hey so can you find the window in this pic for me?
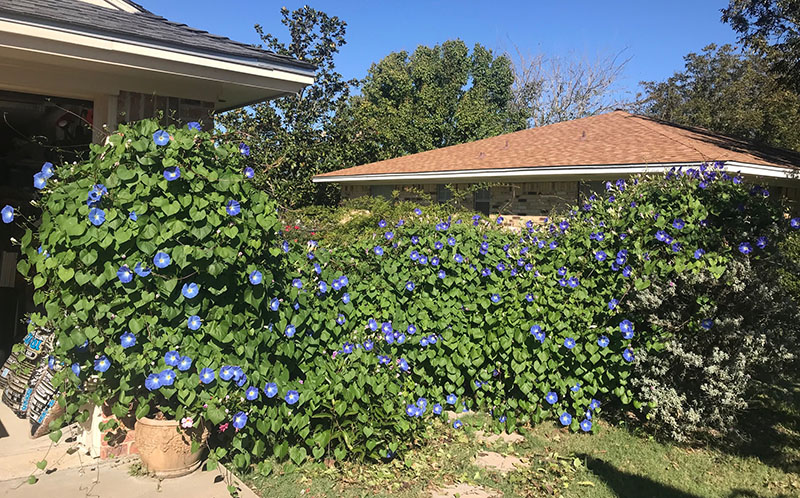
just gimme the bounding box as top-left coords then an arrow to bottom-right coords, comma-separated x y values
370,185 -> 394,200
437,184 -> 452,204
474,188 -> 490,215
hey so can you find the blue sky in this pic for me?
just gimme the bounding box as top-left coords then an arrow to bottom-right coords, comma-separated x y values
137,0 -> 739,95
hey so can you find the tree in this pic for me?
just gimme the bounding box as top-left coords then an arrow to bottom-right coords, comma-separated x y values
339,40 -> 526,164
637,44 -> 800,151
722,0 -> 800,90
507,50 -> 630,127
219,6 -> 354,208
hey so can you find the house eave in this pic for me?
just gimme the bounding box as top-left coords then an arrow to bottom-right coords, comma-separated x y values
313,162 -> 800,184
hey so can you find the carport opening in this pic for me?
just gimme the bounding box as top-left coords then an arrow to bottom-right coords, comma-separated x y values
0,90 -> 93,364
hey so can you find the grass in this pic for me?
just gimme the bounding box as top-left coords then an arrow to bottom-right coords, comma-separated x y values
239,383 -> 800,498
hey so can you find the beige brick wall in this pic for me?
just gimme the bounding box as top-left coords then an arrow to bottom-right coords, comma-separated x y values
116,91 -> 215,130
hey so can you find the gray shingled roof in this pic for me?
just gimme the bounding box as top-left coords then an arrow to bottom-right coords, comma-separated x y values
0,0 -> 316,73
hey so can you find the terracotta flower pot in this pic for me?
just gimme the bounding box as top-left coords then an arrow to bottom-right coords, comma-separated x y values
134,417 -> 208,478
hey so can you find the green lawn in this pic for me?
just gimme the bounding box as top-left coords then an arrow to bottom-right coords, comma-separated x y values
240,382 -> 800,498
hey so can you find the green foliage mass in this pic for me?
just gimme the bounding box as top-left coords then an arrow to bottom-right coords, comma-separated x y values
15,122 -> 799,472
638,43 -> 800,151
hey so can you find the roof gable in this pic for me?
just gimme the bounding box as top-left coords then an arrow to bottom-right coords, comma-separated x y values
316,111 -> 800,179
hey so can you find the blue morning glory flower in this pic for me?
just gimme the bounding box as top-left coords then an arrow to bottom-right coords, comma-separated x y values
249,271 -> 263,285
433,403 -> 443,415
739,242 -> 752,254
159,369 -> 176,386
595,251 -> 607,262
244,167 -> 255,179
564,337 -> 576,349
40,162 -> 54,178
414,208 -> 422,215
187,122 -> 201,131
94,356 -> 111,372
671,242 -> 682,252
285,324 -> 296,338
655,230 -> 668,242
364,339 -> 374,351
447,237 -> 456,246
385,231 -> 394,240
453,420 -> 463,429
145,373 -> 161,391
598,335 -> 609,347
545,391 -> 558,404
378,219 -> 387,228
117,265 -> 133,283
454,254 -> 464,263
385,332 -> 394,345
409,250 -> 419,261
120,331 -> 136,348
219,366 -> 234,381
374,246 -> 384,256
153,252 -> 171,268
182,282 -> 199,299
568,277 -> 579,288
129,211 -> 138,221
434,241 -> 444,250
75,340 -> 89,352
187,315 -> 202,330
132,263 -> 151,278
153,130 -> 170,146
560,412 -> 572,426
791,218 -> 799,229
694,248 -> 705,259
700,319 -> 713,330
239,143 -> 250,157
571,383 -> 581,392
756,236 -> 768,249
285,390 -> 299,405
232,411 -> 248,430
292,278 -> 303,289
580,419 -> 592,432
282,241 -> 290,252
407,324 -> 417,335
490,294 -> 501,303
368,318 -> 378,331
623,348 -> 635,362
33,172 -> 47,189
226,200 -> 241,216
163,166 -> 181,181
429,335 -> 437,344
165,350 -> 180,366
420,337 -> 429,347
319,281 -> 328,293
622,266 -> 632,278
71,363 -> 81,376
530,325 -> 545,343
264,382 -> 278,398
672,218 -> 685,230
336,314 -> 346,325
446,393 -> 457,405
1,205 -> 13,224
525,294 -> 534,302
438,270 -> 446,279
589,399 -> 601,410
245,386 -> 259,401
405,281 -> 415,291
608,298 -> 619,310
177,356 -> 192,371
89,207 -> 106,226
620,320 -> 634,335
342,293 -> 350,304
199,368 -> 215,384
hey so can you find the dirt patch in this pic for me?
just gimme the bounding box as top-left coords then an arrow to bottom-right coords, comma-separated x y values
473,430 -> 525,445
474,451 -> 529,473
430,483 -> 500,498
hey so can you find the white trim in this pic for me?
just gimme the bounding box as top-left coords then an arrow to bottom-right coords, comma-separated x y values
313,161 -> 799,184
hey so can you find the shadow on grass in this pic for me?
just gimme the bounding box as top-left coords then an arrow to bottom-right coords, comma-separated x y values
718,377 -> 800,474
577,453 -> 701,498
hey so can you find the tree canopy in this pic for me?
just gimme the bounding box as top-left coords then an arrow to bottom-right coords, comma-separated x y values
637,44 -> 800,151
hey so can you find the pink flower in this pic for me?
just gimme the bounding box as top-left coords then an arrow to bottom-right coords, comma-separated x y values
218,423 -> 229,432
298,379 -> 303,384
180,417 -> 193,428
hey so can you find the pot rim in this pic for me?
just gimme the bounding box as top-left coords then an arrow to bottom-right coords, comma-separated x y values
135,416 -> 180,427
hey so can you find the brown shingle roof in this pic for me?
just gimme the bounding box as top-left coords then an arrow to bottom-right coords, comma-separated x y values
315,111 -> 800,179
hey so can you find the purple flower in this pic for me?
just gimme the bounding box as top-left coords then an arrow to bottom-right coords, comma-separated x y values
163,166 -> 180,181
239,143 -> 250,157
598,335 -> 609,348
545,391 -> 558,404
285,390 -> 299,405
226,200 -> 241,216
623,348 -> 635,362
694,248 -> 705,259
1,205 -> 13,224
738,242 -> 753,255
232,411 -> 248,429
563,337 -> 576,349
559,412 -> 572,426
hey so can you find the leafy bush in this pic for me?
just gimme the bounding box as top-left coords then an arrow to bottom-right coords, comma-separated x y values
10,122 -> 799,474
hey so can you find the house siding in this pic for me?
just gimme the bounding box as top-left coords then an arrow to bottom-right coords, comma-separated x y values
116,91 -> 215,130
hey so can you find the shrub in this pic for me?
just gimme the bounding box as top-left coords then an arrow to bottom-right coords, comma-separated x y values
11,125 -> 799,473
